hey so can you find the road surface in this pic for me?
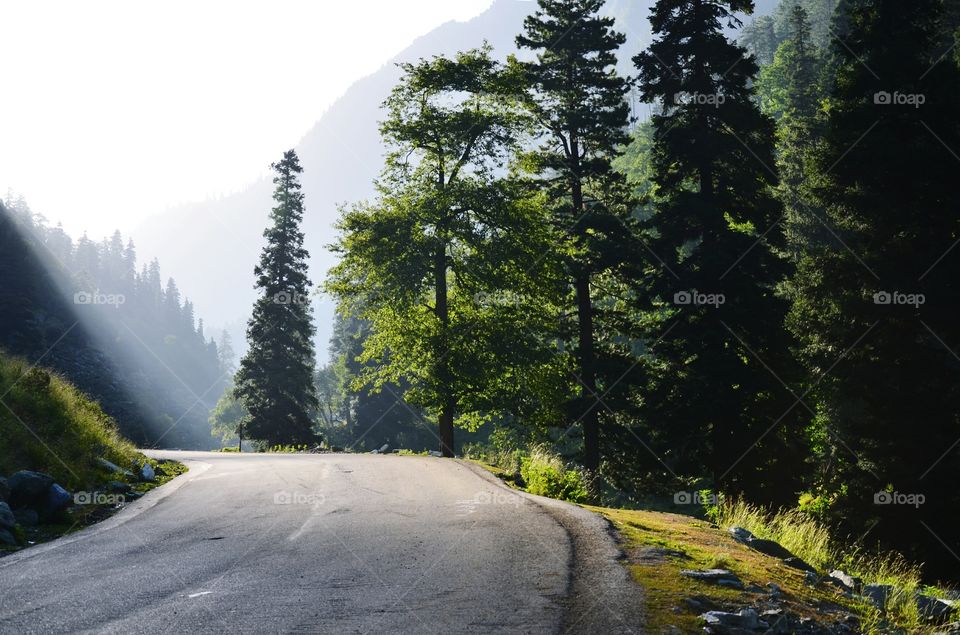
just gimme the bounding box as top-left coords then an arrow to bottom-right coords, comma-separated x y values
0,452 -> 644,634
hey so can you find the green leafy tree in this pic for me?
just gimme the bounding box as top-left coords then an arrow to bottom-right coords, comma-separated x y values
209,386 -> 247,447
234,150 -> 318,447
515,0 -> 636,471
634,0 -> 803,503
328,48 -> 564,456
785,0 -> 960,576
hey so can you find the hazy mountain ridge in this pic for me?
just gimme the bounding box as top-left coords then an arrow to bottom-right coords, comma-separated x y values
132,0 -> 778,359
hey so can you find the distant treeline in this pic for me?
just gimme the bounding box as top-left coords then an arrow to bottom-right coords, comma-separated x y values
0,194 -> 230,448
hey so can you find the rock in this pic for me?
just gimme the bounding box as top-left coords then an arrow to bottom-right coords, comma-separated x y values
13,508 -> 38,527
428,450 -> 442,457
7,470 -> 54,509
0,501 -> 15,529
783,556 -> 817,573
862,583 -> 893,609
917,594 -> 957,623
0,476 -> 9,502
748,538 -> 796,560
828,570 -> 861,593
729,526 -> 754,544
42,483 -> 72,516
97,458 -> 133,477
107,481 -> 131,494
767,582 -> 782,594
681,568 -> 744,589
700,608 -> 765,630
378,443 -> 389,453
0,528 -> 17,546
140,463 -> 155,482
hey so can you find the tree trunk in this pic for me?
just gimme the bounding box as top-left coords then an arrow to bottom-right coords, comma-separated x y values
575,272 -> 599,471
435,237 -> 455,457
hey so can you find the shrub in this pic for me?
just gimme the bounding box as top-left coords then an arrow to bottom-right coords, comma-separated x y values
520,447 -> 591,503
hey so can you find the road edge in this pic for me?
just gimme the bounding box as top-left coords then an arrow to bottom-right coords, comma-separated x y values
458,460 -> 646,634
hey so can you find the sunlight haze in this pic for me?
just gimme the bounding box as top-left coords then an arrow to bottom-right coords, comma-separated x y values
0,0 -> 493,237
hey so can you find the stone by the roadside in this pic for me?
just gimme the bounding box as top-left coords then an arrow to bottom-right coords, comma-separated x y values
729,526 -> 754,544
97,458 -> 134,477
862,583 -> 893,609
828,570 -> 861,593
0,527 -> 16,546
783,556 -> 817,573
13,508 -> 39,527
701,608 -> 765,630
8,470 -> 55,509
42,483 -> 72,516
140,463 -> 155,482
0,501 -> 15,529
107,481 -> 132,494
681,568 -> 744,589
917,594 -> 957,623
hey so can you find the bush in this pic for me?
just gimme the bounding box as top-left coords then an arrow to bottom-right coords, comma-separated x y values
520,447 -> 591,503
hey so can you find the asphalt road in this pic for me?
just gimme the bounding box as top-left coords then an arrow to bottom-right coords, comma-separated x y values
0,452 -> 644,634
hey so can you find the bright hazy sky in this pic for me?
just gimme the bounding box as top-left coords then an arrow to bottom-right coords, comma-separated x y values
0,0 -> 493,238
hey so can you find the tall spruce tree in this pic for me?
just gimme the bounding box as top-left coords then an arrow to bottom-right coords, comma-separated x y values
515,0 -> 635,471
785,0 -> 960,576
234,150 -> 318,447
634,0 -> 804,503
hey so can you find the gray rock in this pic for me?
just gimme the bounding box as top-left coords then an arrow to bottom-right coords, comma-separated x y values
783,556 -> 817,573
862,583 -> 893,609
97,458 -> 134,477
378,443 -> 389,453
701,608 -> 765,630
917,594 -> 957,623
140,463 -> 155,482
828,569 -> 861,593
681,568 -> 744,589
0,528 -> 16,546
0,501 -> 15,529
8,470 -> 54,509
729,526 -> 754,544
107,481 -> 132,494
43,483 -> 72,516
0,476 -> 9,502
13,508 -> 38,527
748,538 -> 795,560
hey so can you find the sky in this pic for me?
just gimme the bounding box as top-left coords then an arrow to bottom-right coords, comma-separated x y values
0,0 -> 494,238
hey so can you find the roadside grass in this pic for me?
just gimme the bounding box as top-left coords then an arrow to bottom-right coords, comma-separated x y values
466,455 -> 956,634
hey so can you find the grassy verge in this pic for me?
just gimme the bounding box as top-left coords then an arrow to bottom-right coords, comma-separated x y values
0,351 -> 189,554
466,455 -> 957,634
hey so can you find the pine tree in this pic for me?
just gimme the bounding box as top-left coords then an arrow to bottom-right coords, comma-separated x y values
634,0 -> 803,502
217,330 -> 236,375
785,0 -> 960,575
515,0 -> 635,471
234,150 -> 318,447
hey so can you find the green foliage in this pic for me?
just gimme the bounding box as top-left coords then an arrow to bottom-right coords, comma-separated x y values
208,384 -> 246,446
235,150 -> 319,447
520,447 -> 591,503
0,351 -> 139,489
